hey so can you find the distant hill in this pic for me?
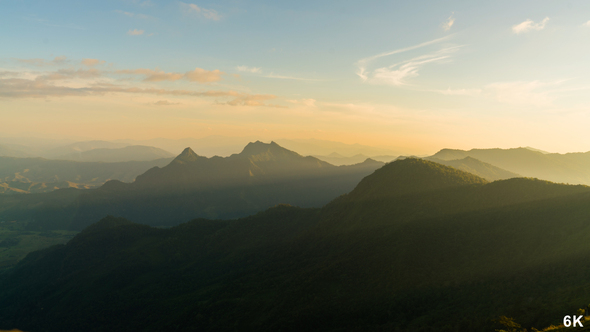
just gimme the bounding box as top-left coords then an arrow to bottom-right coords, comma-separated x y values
4,159 -> 590,331
426,156 -> 520,181
314,153 -> 397,166
275,138 -> 398,157
13,141 -> 383,230
43,140 -> 128,158
56,145 -> 175,162
0,145 -> 31,158
431,147 -> 590,185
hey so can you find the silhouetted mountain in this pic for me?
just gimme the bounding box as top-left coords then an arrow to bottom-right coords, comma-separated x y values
426,156 -> 520,181
3,159 -> 590,331
44,140 -> 128,158
431,147 -> 590,185
22,141 -> 382,230
56,145 -> 175,162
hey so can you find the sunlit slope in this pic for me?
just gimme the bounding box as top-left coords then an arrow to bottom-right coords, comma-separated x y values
432,147 -> 590,185
426,156 -> 520,181
4,159 -> 590,331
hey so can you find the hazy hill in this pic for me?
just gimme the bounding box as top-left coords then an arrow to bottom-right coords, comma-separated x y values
27,141 -> 383,230
3,159 -> 590,331
431,147 -> 590,185
0,145 -> 31,158
0,156 -> 173,189
275,138 -> 398,157
44,140 -> 128,158
426,156 -> 520,181
56,145 -> 174,162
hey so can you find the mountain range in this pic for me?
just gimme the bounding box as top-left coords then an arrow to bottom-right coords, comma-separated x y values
2,158 -> 590,331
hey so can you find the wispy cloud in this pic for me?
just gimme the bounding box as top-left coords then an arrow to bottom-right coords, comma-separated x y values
127,29 -> 145,36
180,2 -> 221,21
0,76 -> 279,107
236,66 -> 261,73
15,56 -> 68,66
116,67 -> 223,83
36,68 -> 102,81
512,17 -> 549,34
81,59 -> 106,67
356,36 -> 452,82
442,13 -> 455,31
361,45 -> 461,86
583,20 -> 590,27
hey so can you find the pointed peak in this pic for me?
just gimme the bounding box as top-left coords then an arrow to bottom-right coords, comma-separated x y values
173,147 -> 199,163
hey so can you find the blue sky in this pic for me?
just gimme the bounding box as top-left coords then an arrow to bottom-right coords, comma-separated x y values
2,0 -> 590,154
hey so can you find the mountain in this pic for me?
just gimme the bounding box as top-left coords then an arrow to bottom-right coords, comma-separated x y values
43,140 -> 128,158
426,156 -> 520,181
314,153 -> 374,166
25,141 -> 383,230
56,145 -> 175,162
0,156 -> 174,190
3,159 -> 590,331
430,147 -> 590,185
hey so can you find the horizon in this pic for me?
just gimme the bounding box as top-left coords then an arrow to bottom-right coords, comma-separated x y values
3,1 -> 590,155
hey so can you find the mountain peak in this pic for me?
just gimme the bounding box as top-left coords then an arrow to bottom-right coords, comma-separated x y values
348,158 -> 488,200
240,141 -> 293,157
173,147 -> 199,164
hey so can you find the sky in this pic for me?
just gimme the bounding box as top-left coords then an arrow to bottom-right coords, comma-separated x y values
1,0 -> 590,154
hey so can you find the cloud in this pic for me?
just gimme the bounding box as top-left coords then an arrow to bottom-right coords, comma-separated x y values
356,36 -> 452,82
185,68 -> 223,82
0,76 -> 280,107
16,56 -> 68,66
154,100 -> 180,106
236,66 -> 261,73
180,2 -> 220,21
442,13 -> 455,31
512,17 -> 549,34
364,46 -> 461,86
287,99 -> 316,107
36,68 -> 102,81
127,29 -> 145,36
81,59 -> 106,67
583,20 -> 590,27
116,67 -> 223,83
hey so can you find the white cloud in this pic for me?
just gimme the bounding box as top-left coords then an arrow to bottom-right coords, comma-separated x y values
442,13 -> 455,31
265,73 -> 322,81
363,46 -> 460,86
512,17 -> 549,34
236,66 -> 261,73
127,29 -> 145,36
181,2 -> 220,21
356,35 -> 452,82
583,20 -> 590,27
